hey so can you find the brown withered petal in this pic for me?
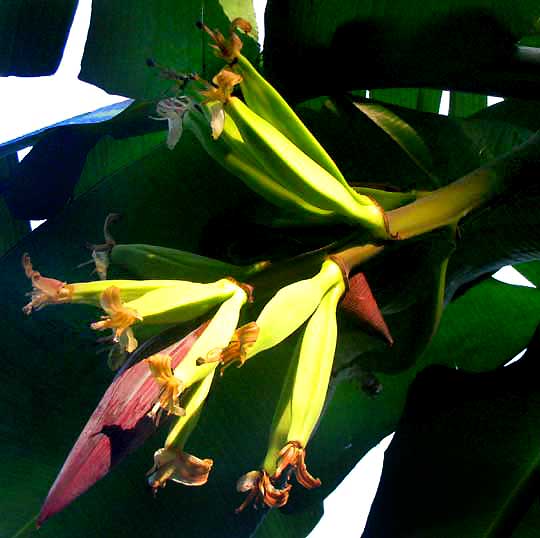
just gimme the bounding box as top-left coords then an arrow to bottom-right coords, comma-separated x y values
146,448 -> 213,492
274,441 -> 321,489
260,471 -> 292,507
235,470 -> 291,513
340,272 -> 393,345
199,19 -> 249,62
196,322 -> 259,372
231,17 -> 252,34
199,68 -> 242,104
220,322 -> 260,371
37,323 -> 207,527
22,253 -> 73,314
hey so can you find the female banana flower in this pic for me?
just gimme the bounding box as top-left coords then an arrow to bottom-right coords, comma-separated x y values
23,254 -> 250,368
202,258 -> 345,371
145,286 -> 250,491
22,253 -> 188,312
146,370 -> 216,492
237,273 -> 348,510
22,253 -> 74,314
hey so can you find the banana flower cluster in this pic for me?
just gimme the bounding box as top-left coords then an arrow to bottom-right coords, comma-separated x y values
152,18 -> 389,237
30,16 -> 396,528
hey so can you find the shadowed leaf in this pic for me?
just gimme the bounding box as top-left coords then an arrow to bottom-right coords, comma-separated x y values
363,325 -> 540,537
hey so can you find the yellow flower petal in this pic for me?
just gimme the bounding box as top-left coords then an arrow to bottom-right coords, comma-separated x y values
146,354 -> 185,418
90,286 -> 142,345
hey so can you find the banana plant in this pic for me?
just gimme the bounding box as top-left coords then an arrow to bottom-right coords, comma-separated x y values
3,2 -> 540,538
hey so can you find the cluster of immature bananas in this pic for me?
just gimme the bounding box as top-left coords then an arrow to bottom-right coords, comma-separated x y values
24,234 -> 351,508
152,18 -> 390,238
235,261 -> 347,510
28,17 -> 400,522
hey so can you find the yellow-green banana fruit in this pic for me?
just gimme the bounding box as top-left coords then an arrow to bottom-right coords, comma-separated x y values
101,278 -> 239,328
144,286 -> 247,432
90,279 -> 243,364
263,281 -> 344,482
185,107 -> 335,219
233,54 -> 350,187
110,242 -> 268,282
224,95 -> 388,236
165,370 -> 216,450
260,335 -> 302,477
172,286 -> 248,389
200,18 -> 348,190
245,259 -> 345,360
146,371 -> 216,491
286,280 -> 344,446
237,276 -> 346,511
200,19 -> 398,217
22,253 -> 194,313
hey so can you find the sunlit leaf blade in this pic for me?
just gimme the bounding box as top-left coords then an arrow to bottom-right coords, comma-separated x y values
515,260 -> 540,286
430,281 -> 540,372
363,325 -> 540,537
449,91 -> 488,117
37,323 -> 206,526
0,100 -> 133,159
80,0 -> 259,99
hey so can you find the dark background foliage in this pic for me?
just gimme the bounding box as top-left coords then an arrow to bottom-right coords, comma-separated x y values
1,1 -> 540,537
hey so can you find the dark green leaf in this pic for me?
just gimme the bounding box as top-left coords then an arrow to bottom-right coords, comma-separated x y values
264,1 -> 538,101
512,501 -> 540,538
351,98 -> 438,182
471,97 -> 540,132
449,91 -> 488,117
370,88 -> 443,114
363,326 -> 540,537
0,0 -> 77,76
0,154 -> 29,254
1,100 -> 166,219
515,260 -> 540,286
426,280 -> 540,371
